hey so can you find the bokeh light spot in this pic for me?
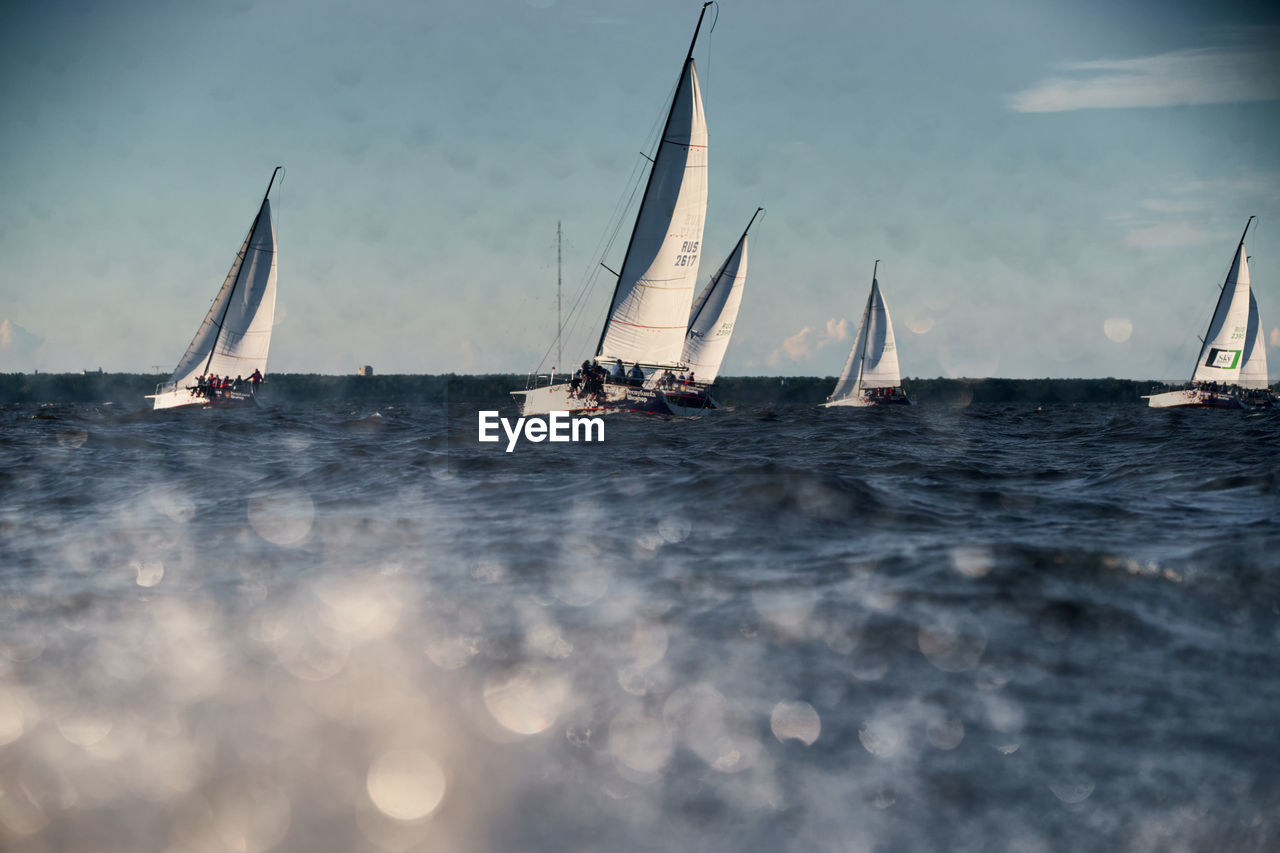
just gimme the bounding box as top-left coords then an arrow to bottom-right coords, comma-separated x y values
134,559 -> 164,587
918,614 -> 986,672
483,664 -> 570,735
367,749 -> 447,821
609,706 -> 673,775
770,700 -> 821,746
1104,316 -> 1133,343
248,489 -> 315,546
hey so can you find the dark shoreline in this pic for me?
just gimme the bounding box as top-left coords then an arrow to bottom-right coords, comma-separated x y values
0,372 -> 1225,407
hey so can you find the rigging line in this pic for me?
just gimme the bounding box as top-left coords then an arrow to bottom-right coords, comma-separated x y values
529,154 -> 646,375
534,150 -> 651,374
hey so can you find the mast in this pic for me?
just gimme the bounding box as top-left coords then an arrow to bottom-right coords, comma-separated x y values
688,207 -> 762,332
595,1 -> 713,357
854,260 -> 879,391
1191,215 -> 1253,381
202,166 -> 282,376
556,221 -> 563,371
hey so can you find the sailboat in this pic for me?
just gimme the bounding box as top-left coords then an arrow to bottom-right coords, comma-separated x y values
513,3 -> 720,417
681,208 -> 762,382
1145,217 -> 1272,409
823,261 -> 912,407
148,168 -> 280,411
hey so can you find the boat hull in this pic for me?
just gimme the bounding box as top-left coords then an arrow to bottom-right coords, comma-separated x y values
513,381 -> 717,417
1144,389 -> 1246,410
149,387 -> 259,411
823,393 -> 913,408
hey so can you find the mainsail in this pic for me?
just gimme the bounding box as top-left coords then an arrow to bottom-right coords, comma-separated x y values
166,178 -> 278,392
829,264 -> 900,401
1192,225 -> 1252,384
682,208 -> 761,381
596,10 -> 710,367
1239,291 -> 1268,389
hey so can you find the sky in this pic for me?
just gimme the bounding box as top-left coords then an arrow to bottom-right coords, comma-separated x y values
2,0 -> 1279,380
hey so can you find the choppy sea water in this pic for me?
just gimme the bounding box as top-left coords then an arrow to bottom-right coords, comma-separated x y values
1,400 -> 1278,852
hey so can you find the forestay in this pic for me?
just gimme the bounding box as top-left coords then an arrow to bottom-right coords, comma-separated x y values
167,200 -> 278,390
830,275 -> 900,401
682,232 -> 749,381
598,60 -> 709,366
1192,241 -> 1251,384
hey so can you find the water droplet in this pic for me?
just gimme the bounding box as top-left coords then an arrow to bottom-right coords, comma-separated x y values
210,776 -> 291,853
770,701 -> 821,746
627,624 -> 668,668
55,706 -> 113,747
248,489 -> 315,546
918,614 -> 986,672
951,545 -> 993,578
1103,316 -> 1133,343
609,706 -> 673,775
56,428 -> 88,449
0,686 -> 28,746
133,559 -> 164,588
1050,778 -> 1095,803
366,749 -> 447,821
751,587 -> 816,631
858,716 -> 903,757
658,516 -> 691,543
482,664 -> 570,735
925,715 -> 965,750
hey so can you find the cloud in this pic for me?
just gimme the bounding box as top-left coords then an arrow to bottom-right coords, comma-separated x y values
780,326 -> 813,362
1009,35 -> 1280,113
769,317 -> 849,365
0,319 -> 45,369
1140,199 -> 1205,215
1123,222 -> 1212,249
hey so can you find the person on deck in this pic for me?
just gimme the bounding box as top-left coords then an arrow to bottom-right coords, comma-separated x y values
249,369 -> 263,391
612,360 -> 627,382
582,361 -> 601,397
628,363 -> 644,387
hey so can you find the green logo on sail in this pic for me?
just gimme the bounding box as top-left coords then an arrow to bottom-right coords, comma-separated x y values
1205,348 -> 1241,369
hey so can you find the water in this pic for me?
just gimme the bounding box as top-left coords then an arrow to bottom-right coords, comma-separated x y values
1,401 -> 1278,852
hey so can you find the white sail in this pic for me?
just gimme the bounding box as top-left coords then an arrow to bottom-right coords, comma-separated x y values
1239,291 -> 1268,389
682,214 -> 757,382
1192,241 -> 1251,384
598,59 -> 709,366
829,273 -> 900,402
166,199 -> 277,391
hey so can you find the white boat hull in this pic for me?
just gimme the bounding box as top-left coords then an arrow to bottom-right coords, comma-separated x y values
823,391 -> 913,408
148,387 -> 258,411
1144,388 -> 1246,410
513,381 -> 717,417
